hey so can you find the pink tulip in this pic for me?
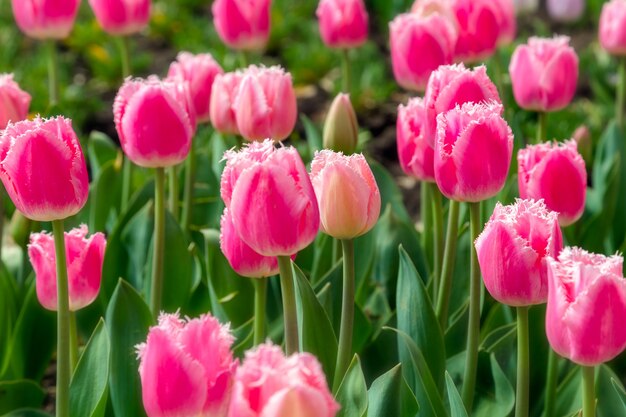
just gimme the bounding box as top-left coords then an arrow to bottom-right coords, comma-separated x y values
547,0 -> 584,23
546,248 -> 626,366
210,72 -> 244,135
168,52 -> 224,124
493,0 -> 516,45
221,139 -> 319,257
228,342 -> 339,417
389,12 -> 457,92
316,0 -> 368,49
212,0 -> 271,51
434,101 -> 513,202
88,0 -> 151,36
423,63 -> 500,146
599,0 -> 626,56
137,312 -> 236,417
0,74 -> 31,129
0,117 -> 89,221
114,76 -> 195,168
310,150 -> 380,239
475,199 -> 562,306
450,0 -> 500,62
396,97 -> 435,182
11,0 -> 80,39
509,36 -> 579,112
518,140 -> 586,226
28,225 -> 106,311
234,66 -> 297,141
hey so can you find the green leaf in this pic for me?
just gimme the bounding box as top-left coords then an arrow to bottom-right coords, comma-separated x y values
89,160 -> 122,233
87,131 -> 119,178
70,319 -> 110,417
446,372 -> 468,417
1,409 -> 52,417
610,377 -> 626,411
0,263 -> 18,367
370,161 -> 411,223
474,355 -> 515,417
367,364 -> 419,417
0,380 -> 44,414
336,355 -> 368,417
479,323 -> 516,353
597,366 -> 626,417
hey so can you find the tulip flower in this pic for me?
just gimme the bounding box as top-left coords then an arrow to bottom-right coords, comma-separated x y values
547,0 -> 584,23
88,0 -> 151,36
316,0 -> 368,49
396,97 -> 435,182
210,72 -> 244,135
10,0 -> 80,39
228,343 -> 339,417
323,93 -> 359,154
518,140 -> 586,226
212,0 -> 271,51
600,0 -> 626,56
137,312 -> 237,417
450,0 -> 500,62
493,0 -> 516,46
0,74 -> 31,129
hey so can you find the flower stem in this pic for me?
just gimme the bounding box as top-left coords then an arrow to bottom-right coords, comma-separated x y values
150,168 -> 166,318
617,58 -> 625,128
515,306 -> 530,417
342,49 -> 351,93
52,219 -> 70,417
168,166 -> 179,220
47,40 -> 59,107
253,278 -> 267,345
278,256 -> 299,355
430,183 -> 444,301
118,36 -> 132,213
117,36 -> 131,79
435,199 -> 460,329
0,186 -> 4,263
181,141 -> 196,233
543,349 -> 559,417
582,366 -> 595,417
69,311 -> 79,372
421,183 -> 433,275
536,112 -> 547,143
333,239 -> 355,393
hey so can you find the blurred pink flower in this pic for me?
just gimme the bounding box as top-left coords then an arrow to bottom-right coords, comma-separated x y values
11,0 -> 80,39
210,72 -> 244,135
599,0 -> 626,56
0,74 -> 31,129
396,97 -> 435,182
88,0 -> 151,36
212,0 -> 271,51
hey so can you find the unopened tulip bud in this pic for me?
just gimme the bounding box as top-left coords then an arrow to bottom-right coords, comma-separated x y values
572,125 -> 592,163
323,93 -> 358,154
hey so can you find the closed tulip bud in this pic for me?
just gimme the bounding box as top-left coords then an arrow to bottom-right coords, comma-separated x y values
316,0 -> 368,49
228,342 -> 339,417
0,117 -> 89,221
210,72 -> 243,135
114,77 -> 195,168
212,0 -> 271,51
0,74 -> 31,129
434,101 -> 513,202
234,66 -> 297,141
396,97 -> 435,182
11,0 -> 80,39
572,125 -> 592,163
323,93 -> 358,154
518,140 -> 586,226
547,0 -> 584,23
476,199 -> 563,306
546,248 -> 626,366
509,36 -> 579,112
137,313 -> 236,417
28,225 -> 106,311
450,0 -> 500,62
221,139 -> 319,256
88,0 -> 151,36
600,0 -> 626,56
168,52 -> 224,124
493,0 -> 516,46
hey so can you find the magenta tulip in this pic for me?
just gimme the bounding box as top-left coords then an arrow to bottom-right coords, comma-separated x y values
547,0 -> 584,23
210,72 -> 243,135
316,0 -> 368,49
600,0 -> 626,56
396,97 -> 435,182
212,0 -> 271,51
450,0 -> 500,62
11,0 -> 80,39
546,248 -> 626,366
493,0 -> 516,45
0,74 -> 31,129
88,0 -> 151,36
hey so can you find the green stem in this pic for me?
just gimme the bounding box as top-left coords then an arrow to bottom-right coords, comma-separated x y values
277,256 -> 298,355
69,311 -> 79,373
461,202 -> 482,411
333,239 -> 355,393
515,306 -> 530,417
118,36 -> 132,213
52,220 -> 70,417
47,40 -> 59,107
422,183 -> 433,276
544,350 -> 559,417
0,186 -> 4,263
341,49 -> 350,93
435,199 -> 460,329
181,142 -> 196,233
536,112 -> 547,143
168,166 -> 179,220
150,168 -> 166,318
117,36 -> 131,79
582,366 -> 595,417
239,51 -> 249,68
430,183 -> 444,301
253,278 -> 267,345
617,58 -> 625,128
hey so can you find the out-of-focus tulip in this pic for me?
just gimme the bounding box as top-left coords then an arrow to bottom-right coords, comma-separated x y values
599,0 -> 626,56
316,0 -> 368,49
546,248 -> 626,366
323,93 -> 358,154
168,52 -> 224,124
114,77 -> 195,168
424,63 -> 500,146
476,199 -> 563,306
137,312 -> 236,417
221,139 -> 319,256
493,0 -> 516,45
509,36 -> 579,112
210,72 -> 243,135
547,0 -> 584,23
518,140 -> 586,226
28,225 -> 106,311
434,101 -> 513,202
310,150 -> 380,239
396,97 -> 435,182
0,74 -> 31,129
450,0 -> 500,62
227,342 -> 339,417
11,0 -> 80,39
234,66 -> 297,141
513,0 -> 538,13
212,0 -> 271,51
0,117 -> 88,221
88,0 -> 151,36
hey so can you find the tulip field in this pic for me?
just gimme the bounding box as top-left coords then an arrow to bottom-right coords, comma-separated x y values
3,0 -> 626,416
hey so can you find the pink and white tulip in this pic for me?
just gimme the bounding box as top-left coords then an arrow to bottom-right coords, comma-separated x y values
88,0 -> 151,36
11,0 -> 80,39
396,97 -> 435,182
599,0 -> 626,56
0,74 -> 31,129
493,0 -> 516,46
316,0 -> 368,49
212,0 -> 271,51
210,72 -> 244,135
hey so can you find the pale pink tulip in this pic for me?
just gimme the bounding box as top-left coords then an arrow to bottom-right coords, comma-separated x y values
88,0 -> 151,36
450,0 -> 500,62
599,0 -> 626,56
0,74 -> 31,129
547,0 -> 584,23
212,0 -> 271,51
210,72 -> 244,135
316,0 -> 368,49
396,97 -> 435,182
493,0 -> 516,45
11,0 -> 80,39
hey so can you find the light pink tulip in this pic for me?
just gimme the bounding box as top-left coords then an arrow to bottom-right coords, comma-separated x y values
168,52 -> 224,124
0,74 -> 31,129
88,0 -> 151,36
212,0 -> 271,51
310,150 -> 380,239
137,313 -> 236,417
450,0 -> 500,62
434,101 -> 513,202
221,139 -> 319,257
228,342 -> 339,417
11,0 -> 80,39
210,72 -> 244,135
234,66 -> 297,141
476,199 -> 562,306
28,225 -> 106,311
396,97 -> 435,182
316,0 -> 368,49
599,0 -> 626,56
518,140 -> 586,226
424,63 -> 500,146
114,76 -> 195,168
546,248 -> 626,366
493,0 -> 516,45
547,0 -> 584,23
509,36 -> 579,112
0,117 -> 89,221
